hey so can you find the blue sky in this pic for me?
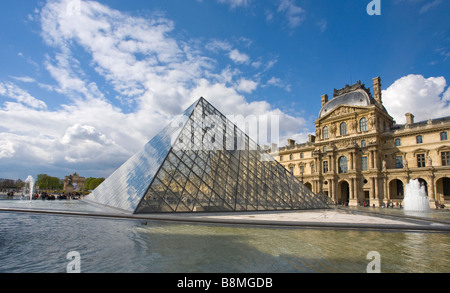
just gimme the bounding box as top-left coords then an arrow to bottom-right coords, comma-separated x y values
1,0 -> 450,180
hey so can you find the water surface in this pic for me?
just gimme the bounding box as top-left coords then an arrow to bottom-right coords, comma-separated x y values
0,201 -> 449,273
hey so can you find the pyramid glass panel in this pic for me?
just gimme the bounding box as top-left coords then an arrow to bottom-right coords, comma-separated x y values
86,97 -> 328,213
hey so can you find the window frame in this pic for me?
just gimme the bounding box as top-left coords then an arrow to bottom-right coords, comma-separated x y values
442,151 -> 450,166
395,156 -> 403,169
322,126 -> 329,139
416,135 -> 423,144
360,118 -> 368,132
362,156 -> 368,171
338,156 -> 348,174
323,161 -> 329,174
340,122 -> 347,136
417,153 -> 426,168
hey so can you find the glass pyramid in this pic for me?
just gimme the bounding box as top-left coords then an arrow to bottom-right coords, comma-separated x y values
86,97 -> 328,214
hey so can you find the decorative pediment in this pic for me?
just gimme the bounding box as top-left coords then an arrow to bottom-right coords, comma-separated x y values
437,145 -> 450,152
412,148 -> 428,156
319,105 -> 368,121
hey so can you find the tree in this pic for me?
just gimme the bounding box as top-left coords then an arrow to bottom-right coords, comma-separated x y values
36,174 -> 63,190
84,177 -> 105,191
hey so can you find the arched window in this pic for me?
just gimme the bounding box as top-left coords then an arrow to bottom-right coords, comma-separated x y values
322,126 -> 329,139
360,118 -> 368,132
338,156 -> 348,174
340,122 -> 347,136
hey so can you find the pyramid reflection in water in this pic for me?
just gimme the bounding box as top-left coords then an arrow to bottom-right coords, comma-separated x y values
86,97 -> 328,214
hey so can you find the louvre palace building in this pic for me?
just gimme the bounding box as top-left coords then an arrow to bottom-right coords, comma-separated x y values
271,77 -> 450,208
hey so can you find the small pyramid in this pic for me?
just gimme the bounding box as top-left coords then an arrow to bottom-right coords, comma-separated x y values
86,97 -> 328,213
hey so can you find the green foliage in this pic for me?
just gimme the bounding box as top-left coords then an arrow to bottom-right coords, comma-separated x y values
36,174 -> 63,190
84,177 -> 105,191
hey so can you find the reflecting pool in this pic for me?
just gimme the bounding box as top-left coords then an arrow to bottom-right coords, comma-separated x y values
0,200 -> 449,273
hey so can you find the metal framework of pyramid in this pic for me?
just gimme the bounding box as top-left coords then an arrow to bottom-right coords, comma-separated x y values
86,97 -> 328,214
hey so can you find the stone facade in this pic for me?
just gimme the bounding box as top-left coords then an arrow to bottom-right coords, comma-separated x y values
272,77 -> 450,208
63,173 -> 85,193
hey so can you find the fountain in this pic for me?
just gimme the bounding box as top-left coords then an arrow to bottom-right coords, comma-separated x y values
25,175 -> 35,202
403,179 -> 430,212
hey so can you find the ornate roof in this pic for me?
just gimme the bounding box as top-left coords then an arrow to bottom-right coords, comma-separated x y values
319,81 -> 375,118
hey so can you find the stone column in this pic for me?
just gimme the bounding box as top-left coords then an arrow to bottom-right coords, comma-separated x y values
329,155 -> 334,173
428,175 -> 436,208
350,152 -> 354,170
349,177 -> 358,207
374,150 -> 379,170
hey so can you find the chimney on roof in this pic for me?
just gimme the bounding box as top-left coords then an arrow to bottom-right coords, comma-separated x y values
287,139 -> 296,148
321,94 -> 329,107
372,77 -> 382,106
405,113 -> 415,125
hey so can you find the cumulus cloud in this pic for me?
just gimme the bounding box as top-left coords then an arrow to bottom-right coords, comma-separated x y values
229,49 -> 250,64
236,78 -> 258,93
0,0 -> 309,178
0,140 -> 15,159
382,74 -> 450,124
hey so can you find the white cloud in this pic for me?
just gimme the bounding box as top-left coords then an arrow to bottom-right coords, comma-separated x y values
278,0 -> 306,29
236,78 -> 258,93
265,76 -> 291,92
0,82 -> 47,110
0,140 -> 15,159
317,19 -> 327,33
0,0 -> 309,179
382,74 -> 450,124
228,49 -> 250,64
217,0 -> 253,8
419,0 -> 442,14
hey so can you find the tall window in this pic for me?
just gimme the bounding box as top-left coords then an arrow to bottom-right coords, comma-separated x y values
300,165 -> 305,174
280,155 -> 283,161
417,154 -> 426,168
416,135 -> 423,144
289,166 -> 294,174
338,156 -> 348,174
441,132 -> 448,141
361,140 -> 367,147
323,126 -> 329,139
323,161 -> 329,173
300,153 -> 304,159
395,138 -> 401,147
396,156 -> 403,169
340,122 -> 347,136
362,157 -> 368,171
442,152 -> 450,166
323,146 -> 327,153
360,118 -> 368,132
290,154 -> 293,160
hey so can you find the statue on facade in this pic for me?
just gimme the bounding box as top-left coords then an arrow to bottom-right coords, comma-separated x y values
330,124 -> 337,136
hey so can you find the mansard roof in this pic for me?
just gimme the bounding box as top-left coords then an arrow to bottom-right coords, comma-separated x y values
319,81 -> 385,118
